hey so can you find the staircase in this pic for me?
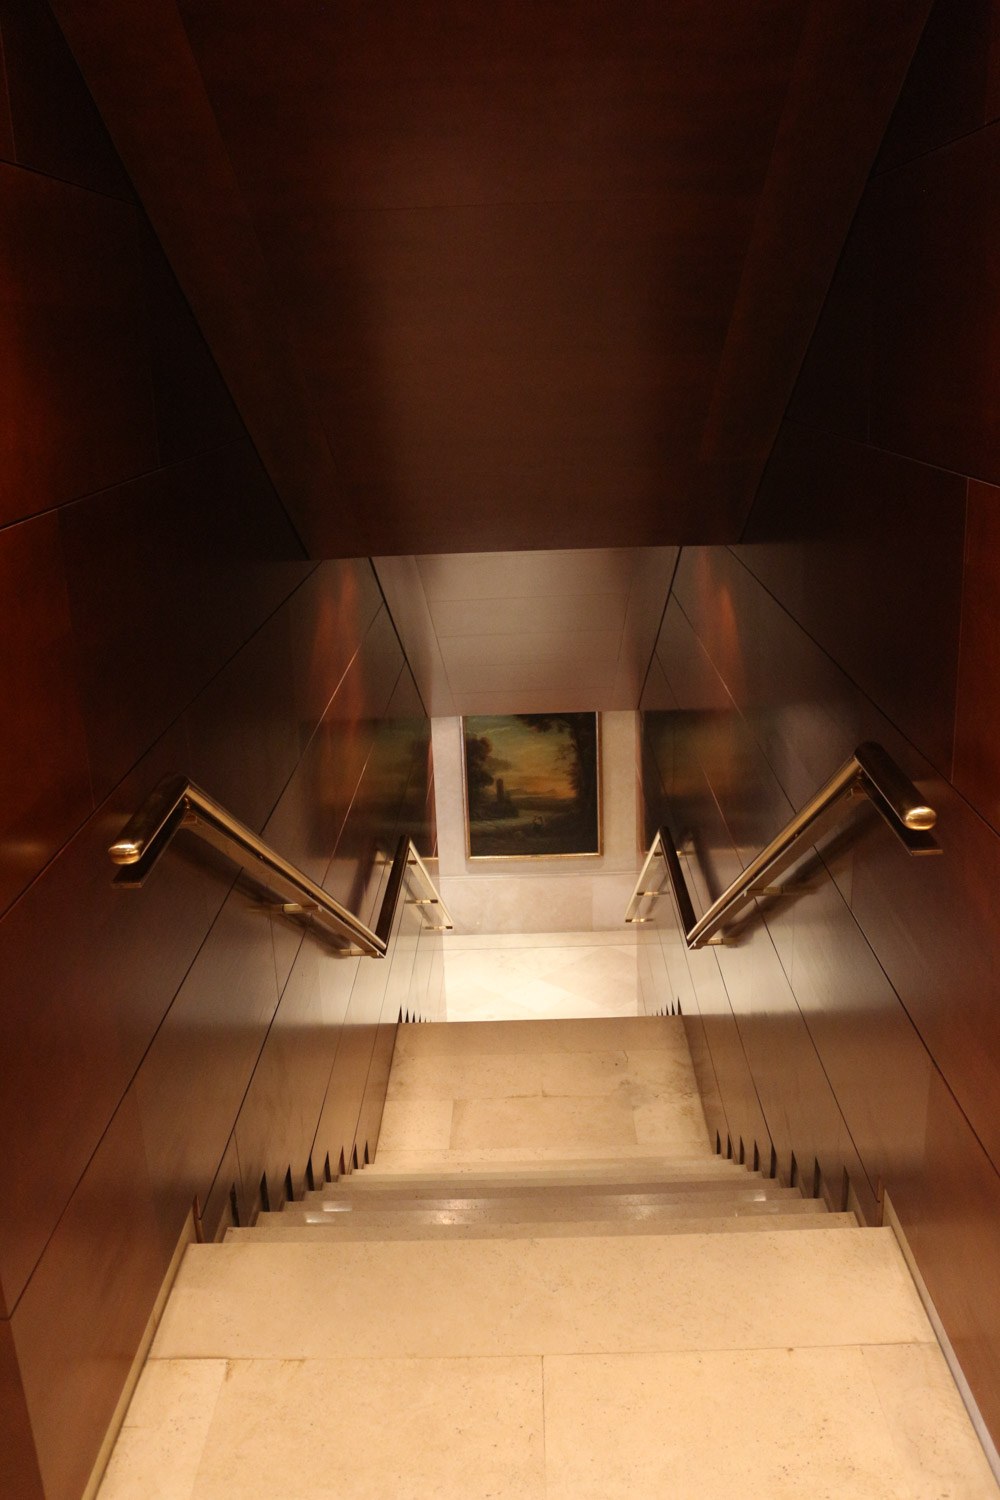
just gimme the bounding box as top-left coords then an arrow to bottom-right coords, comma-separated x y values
98,1015 -> 999,1499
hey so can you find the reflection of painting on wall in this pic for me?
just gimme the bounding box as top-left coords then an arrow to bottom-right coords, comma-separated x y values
462,713 -> 601,859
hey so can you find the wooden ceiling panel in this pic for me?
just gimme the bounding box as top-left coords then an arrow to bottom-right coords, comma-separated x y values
175,1 -> 802,211
49,0 -> 932,555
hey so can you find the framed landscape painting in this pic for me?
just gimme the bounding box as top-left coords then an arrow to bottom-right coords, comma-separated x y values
462,713 -> 601,859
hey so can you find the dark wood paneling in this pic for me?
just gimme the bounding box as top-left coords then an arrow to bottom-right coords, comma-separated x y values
648,541 -> 1000,1442
700,0 -> 932,494
180,0 -> 799,212
783,214 -> 871,444
744,425 -> 967,774
0,23 -> 434,1498
954,478 -> 1000,830
876,0 -> 995,171
717,911 -> 878,1219
0,1320 -> 44,1500
59,461 -> 246,802
133,877 -> 281,1256
288,559 -> 385,755
890,1069 -> 1000,1442
183,598 -> 300,835
870,124 -> 1000,483
50,0 -> 927,553
0,511 -> 92,917
199,1131 -> 244,1241
141,227 -> 245,465
0,0 -> 132,197
0,161 -> 155,528
48,0 -> 347,552
0,717 -> 222,1312
0,17 -> 14,162
234,942 -> 359,1204
11,1087 -> 166,1500
312,916 -> 389,1177
265,607 -> 403,901
847,776 -> 1000,1174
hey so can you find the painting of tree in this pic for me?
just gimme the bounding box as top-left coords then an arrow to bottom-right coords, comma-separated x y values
461,713 -> 601,858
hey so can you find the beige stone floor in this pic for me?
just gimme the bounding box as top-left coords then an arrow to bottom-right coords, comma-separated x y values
96,1016 -> 1000,1499
374,1014 -> 709,1167
442,931 -> 640,1021
99,1230 -> 999,1499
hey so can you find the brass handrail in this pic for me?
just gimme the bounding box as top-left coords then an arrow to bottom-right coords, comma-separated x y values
109,774 -> 451,956
626,741 -> 940,949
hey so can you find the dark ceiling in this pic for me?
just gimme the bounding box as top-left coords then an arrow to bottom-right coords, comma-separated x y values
50,0 -> 930,558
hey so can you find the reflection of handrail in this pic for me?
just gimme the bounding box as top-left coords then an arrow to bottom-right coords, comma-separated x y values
625,742 -> 940,950
109,774 -> 450,956
405,842 -> 454,931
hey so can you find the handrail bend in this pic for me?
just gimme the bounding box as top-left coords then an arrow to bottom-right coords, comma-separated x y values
109,774 -> 451,956
625,741 -> 940,950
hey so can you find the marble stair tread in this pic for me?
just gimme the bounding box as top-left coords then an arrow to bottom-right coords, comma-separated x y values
358,1155 -> 742,1182
393,1016 -> 689,1058
302,1184 -> 806,1211
311,1166 -> 767,1193
371,1142 -> 721,1165
280,1188 -> 815,1224
265,1199 -> 827,1231
308,1176 -> 779,1200
152,1227 -> 934,1361
228,1212 -> 859,1243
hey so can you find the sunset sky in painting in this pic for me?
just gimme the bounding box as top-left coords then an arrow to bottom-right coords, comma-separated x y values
465,716 -> 575,801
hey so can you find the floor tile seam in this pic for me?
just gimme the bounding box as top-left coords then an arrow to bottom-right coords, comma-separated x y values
150,1351 -> 556,1366
534,1337 -> 941,1358
151,1336 -> 943,1365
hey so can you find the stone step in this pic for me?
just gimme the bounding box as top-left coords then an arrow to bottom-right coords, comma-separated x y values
299,1184 -> 805,1215
368,1142 -> 726,1167
153,1227 -> 933,1363
273,1193 -> 821,1231
357,1154 -> 746,1185
324,1169 -> 765,1197
392,1015 -> 689,1059
228,1211 -> 859,1244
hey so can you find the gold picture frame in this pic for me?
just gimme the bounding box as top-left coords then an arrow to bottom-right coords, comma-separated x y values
461,713 -> 602,860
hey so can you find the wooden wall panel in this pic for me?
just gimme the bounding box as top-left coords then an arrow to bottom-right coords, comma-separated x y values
0,161 -> 155,527
0,10 -> 432,1489
0,0 -> 132,197
954,479 -> 1000,831
133,880 -> 282,1256
643,539 -> 1000,1432
0,717 -> 218,1312
59,465 -> 246,801
10,1088 -> 166,1500
744,425 -> 966,775
0,1321 -> 43,1500
0,512 -> 92,915
234,942 -> 360,1205
141,227 -> 245,463
875,0 -> 998,171
0,18 -> 13,162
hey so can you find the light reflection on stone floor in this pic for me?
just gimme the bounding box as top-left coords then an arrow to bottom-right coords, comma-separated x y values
443,931 -> 639,1021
